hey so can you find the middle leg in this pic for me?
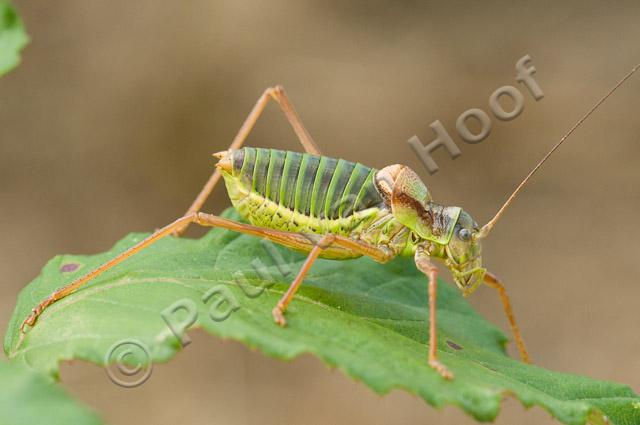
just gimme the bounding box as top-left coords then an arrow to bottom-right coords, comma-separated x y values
270,232 -> 396,326
414,249 -> 454,380
271,233 -> 335,326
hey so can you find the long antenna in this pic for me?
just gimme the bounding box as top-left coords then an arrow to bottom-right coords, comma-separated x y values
476,62 -> 640,240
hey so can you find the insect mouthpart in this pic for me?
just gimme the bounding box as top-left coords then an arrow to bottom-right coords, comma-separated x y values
452,265 -> 486,297
462,267 -> 487,297
445,242 -> 485,296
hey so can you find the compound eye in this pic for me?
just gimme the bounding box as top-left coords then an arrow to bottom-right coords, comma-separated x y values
458,228 -> 472,242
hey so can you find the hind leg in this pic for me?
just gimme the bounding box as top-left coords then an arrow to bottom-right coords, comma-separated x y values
21,213 -> 389,338
174,86 -> 321,235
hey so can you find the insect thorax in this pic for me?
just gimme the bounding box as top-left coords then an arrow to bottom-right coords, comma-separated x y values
219,147 -> 412,259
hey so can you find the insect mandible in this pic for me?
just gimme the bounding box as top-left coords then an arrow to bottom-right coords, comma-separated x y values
19,65 -> 639,379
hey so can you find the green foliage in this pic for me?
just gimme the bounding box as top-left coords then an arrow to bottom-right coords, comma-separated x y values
5,209 -> 640,425
0,360 -> 102,425
0,0 -> 28,76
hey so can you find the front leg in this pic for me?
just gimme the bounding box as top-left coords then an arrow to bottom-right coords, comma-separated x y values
484,271 -> 531,363
414,249 -> 454,380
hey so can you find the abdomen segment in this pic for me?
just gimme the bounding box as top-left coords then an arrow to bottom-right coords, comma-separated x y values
225,147 -> 383,221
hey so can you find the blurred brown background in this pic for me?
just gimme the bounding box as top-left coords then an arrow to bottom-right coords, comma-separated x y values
2,1 -> 639,424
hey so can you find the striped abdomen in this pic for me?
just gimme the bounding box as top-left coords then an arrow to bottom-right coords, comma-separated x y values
225,147 -> 383,221
217,147 -> 411,259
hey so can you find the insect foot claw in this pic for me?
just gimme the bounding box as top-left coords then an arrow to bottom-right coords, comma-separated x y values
429,359 -> 454,380
20,311 -> 37,334
272,307 -> 287,327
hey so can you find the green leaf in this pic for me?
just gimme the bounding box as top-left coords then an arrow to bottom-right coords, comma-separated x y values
4,209 -> 640,425
0,0 -> 28,76
0,360 -> 102,425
